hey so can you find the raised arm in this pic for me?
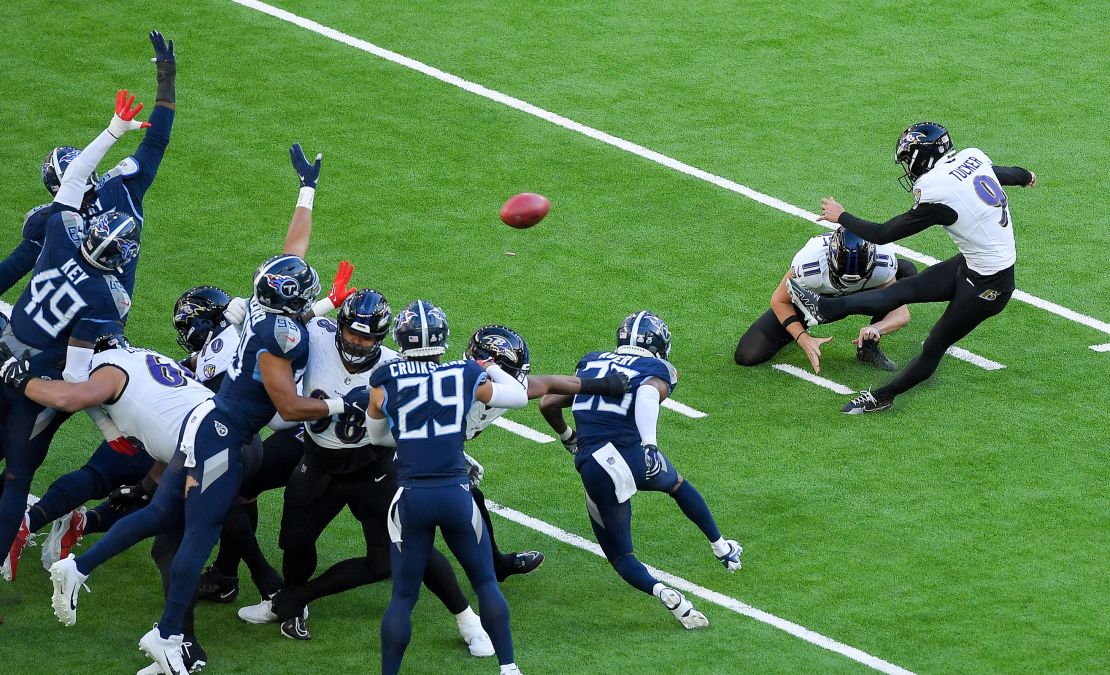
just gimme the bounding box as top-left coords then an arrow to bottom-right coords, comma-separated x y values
124,30 -> 177,195
283,143 -> 322,258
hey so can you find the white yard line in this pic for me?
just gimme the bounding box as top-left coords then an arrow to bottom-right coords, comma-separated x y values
772,364 -> 855,395
486,500 -> 915,675
233,0 -> 1109,348
491,417 -> 555,443
943,346 -> 1006,371
1089,343 -> 1110,353
661,398 -> 708,418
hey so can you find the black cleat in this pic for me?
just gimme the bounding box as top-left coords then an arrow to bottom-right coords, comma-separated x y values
196,565 -> 239,603
280,615 -> 312,641
786,279 -> 827,327
496,551 -> 545,582
181,635 -> 207,672
857,338 -> 897,371
842,389 -> 894,414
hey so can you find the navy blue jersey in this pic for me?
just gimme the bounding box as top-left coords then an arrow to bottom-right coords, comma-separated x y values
214,299 -> 309,437
571,350 -> 679,461
370,358 -> 486,486
9,208 -> 130,358
0,204 -> 86,296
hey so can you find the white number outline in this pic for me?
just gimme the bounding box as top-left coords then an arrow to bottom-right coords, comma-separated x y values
394,369 -> 467,439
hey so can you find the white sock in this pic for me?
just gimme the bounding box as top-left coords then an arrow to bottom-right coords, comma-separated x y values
455,606 -> 480,628
651,582 -> 666,599
710,537 -> 731,557
558,427 -> 574,441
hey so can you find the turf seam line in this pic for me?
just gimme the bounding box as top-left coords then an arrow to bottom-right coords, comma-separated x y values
771,364 -> 855,395
486,500 -> 916,675
232,0 -> 1110,347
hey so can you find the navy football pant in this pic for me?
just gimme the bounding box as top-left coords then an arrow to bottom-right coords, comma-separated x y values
578,445 -> 722,595
381,483 -> 514,674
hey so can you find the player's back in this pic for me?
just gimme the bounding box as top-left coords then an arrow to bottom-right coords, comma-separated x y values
95,347 -> 214,462
915,147 -> 1016,274
571,349 -> 678,462
371,358 -> 486,486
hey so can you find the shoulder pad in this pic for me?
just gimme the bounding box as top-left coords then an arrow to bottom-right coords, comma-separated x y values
105,276 -> 132,319
97,157 -> 140,188
56,210 -> 87,247
659,359 -> 679,386
369,361 -> 398,387
22,204 -> 52,239
577,351 -> 604,368
271,316 -> 305,354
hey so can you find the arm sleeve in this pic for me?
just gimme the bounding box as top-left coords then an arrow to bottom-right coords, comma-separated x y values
839,202 -> 958,244
62,345 -> 95,382
367,415 -> 396,447
0,239 -> 43,295
485,380 -> 529,409
992,165 -> 1033,187
55,129 -> 120,208
634,384 -> 660,446
86,406 -> 123,440
126,106 -> 175,199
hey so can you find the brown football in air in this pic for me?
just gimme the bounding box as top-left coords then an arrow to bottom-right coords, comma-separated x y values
499,193 -> 551,229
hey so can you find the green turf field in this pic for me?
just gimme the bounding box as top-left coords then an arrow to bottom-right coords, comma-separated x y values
0,1 -> 1107,673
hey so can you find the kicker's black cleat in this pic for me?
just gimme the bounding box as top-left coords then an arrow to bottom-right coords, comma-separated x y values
181,635 -> 208,672
495,551 -> 545,582
196,565 -> 239,603
280,615 -> 312,641
857,338 -> 897,371
786,279 -> 828,327
842,389 -> 894,414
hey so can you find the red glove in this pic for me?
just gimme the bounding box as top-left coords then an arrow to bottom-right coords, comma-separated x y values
328,260 -> 356,307
108,89 -> 151,138
108,436 -> 144,457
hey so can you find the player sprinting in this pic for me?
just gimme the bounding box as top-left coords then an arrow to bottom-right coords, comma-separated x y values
539,310 -> 742,629
788,122 -> 1036,413
366,301 -> 529,675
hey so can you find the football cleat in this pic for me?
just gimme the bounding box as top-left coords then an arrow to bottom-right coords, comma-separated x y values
237,599 -> 278,624
500,666 -> 524,675
2,512 -> 32,581
139,627 -> 186,675
42,507 -> 87,570
496,551 -> 545,582
456,614 -> 495,657
786,279 -> 827,327
49,554 -> 89,626
196,565 -> 239,603
280,615 -> 311,641
842,389 -> 894,414
857,339 -> 897,371
658,587 -> 709,630
181,636 -> 207,673
716,540 -> 743,573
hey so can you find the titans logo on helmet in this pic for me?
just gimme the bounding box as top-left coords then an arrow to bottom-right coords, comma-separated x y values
264,274 -> 300,298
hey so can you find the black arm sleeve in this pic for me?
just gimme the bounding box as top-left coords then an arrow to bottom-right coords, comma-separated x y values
992,165 -> 1033,187
839,202 -> 958,244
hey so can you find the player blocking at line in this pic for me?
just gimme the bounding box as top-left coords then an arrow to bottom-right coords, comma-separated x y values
540,311 -> 742,629
788,122 -> 1036,413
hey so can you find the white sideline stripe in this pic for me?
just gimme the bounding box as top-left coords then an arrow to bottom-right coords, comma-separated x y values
486,500 -> 915,675
233,0 -> 1110,345
491,417 -> 555,443
943,346 -> 1006,371
772,364 -> 855,395
661,398 -> 708,418
1089,343 -> 1110,352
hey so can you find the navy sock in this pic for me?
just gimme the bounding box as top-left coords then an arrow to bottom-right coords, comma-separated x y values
474,579 -> 514,665
671,481 -> 722,542
611,553 -> 660,595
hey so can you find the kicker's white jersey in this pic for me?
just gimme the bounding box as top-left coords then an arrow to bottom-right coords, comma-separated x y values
914,147 -> 1016,275
302,317 -> 398,449
194,324 -> 240,384
92,348 -> 214,462
465,402 -> 507,440
790,234 -> 898,296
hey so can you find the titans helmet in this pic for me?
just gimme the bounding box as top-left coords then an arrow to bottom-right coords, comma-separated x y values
336,289 -> 392,371
42,146 -> 99,201
616,310 -> 671,359
895,122 -> 953,191
393,300 -> 449,357
173,286 -> 232,353
465,325 -> 531,384
80,211 -> 141,273
252,254 -> 320,315
827,227 -> 877,289
93,332 -> 132,353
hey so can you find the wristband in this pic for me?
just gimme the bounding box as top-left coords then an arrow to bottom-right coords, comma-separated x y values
325,398 -> 345,416
310,297 -> 336,318
781,315 -> 802,331
297,186 -> 316,210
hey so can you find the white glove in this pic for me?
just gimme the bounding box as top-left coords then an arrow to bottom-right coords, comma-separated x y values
224,297 -> 248,325
464,452 -> 484,489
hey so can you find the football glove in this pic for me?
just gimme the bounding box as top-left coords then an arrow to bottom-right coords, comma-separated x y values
107,89 -> 150,139
561,429 -> 579,455
578,371 -> 631,398
464,452 -> 484,489
224,297 -> 248,325
643,443 -> 663,478
149,29 -> 175,64
107,481 -> 152,514
341,388 -> 370,424
290,143 -> 323,189
0,346 -> 33,392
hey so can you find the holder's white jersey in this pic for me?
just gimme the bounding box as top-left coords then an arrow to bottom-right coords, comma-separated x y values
303,317 -> 398,449
915,147 -> 1016,274
91,348 -> 214,462
790,234 -> 898,296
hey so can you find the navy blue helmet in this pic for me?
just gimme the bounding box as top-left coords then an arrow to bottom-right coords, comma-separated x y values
173,286 -> 231,353
81,211 -> 140,273
616,310 -> 671,359
336,289 -> 392,371
895,122 -> 953,191
827,227 -> 877,288
42,146 -> 98,200
93,332 -> 131,353
393,299 -> 449,357
252,254 -> 320,315
465,325 -> 531,384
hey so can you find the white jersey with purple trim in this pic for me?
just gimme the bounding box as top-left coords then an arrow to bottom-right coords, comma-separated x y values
914,147 -> 1016,275
303,316 -> 398,449
465,401 -> 508,441
92,348 -> 214,463
790,234 -> 897,296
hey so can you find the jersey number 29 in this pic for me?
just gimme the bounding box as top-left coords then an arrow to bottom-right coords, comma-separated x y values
395,370 -> 465,439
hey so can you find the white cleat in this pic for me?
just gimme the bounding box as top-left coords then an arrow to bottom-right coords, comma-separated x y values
42,507 -> 87,570
716,540 -> 743,573
457,616 -> 495,657
137,662 -> 163,675
49,554 -> 89,626
237,599 -> 278,624
139,627 -> 186,675
500,665 -> 524,675
658,587 -> 709,630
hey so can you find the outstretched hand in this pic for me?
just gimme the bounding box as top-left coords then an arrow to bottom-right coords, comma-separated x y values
818,197 -> 844,223
328,261 -> 357,307
797,333 -> 832,374
291,143 -> 323,188
149,29 -> 175,63
108,89 -> 151,138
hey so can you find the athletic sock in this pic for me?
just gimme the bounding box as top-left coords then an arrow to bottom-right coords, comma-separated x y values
710,537 -> 732,557
670,481 -> 722,542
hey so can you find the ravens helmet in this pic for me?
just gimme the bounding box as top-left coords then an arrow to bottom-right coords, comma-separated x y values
393,300 -> 449,358
827,227 -> 877,289
173,286 -> 232,353
42,146 -> 99,202
616,310 -> 671,359
252,254 -> 320,315
81,211 -> 141,273
93,332 -> 131,353
336,289 -> 392,371
895,122 -> 953,191
465,325 -> 531,384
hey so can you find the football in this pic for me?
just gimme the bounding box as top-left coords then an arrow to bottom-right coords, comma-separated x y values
499,192 -> 550,228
